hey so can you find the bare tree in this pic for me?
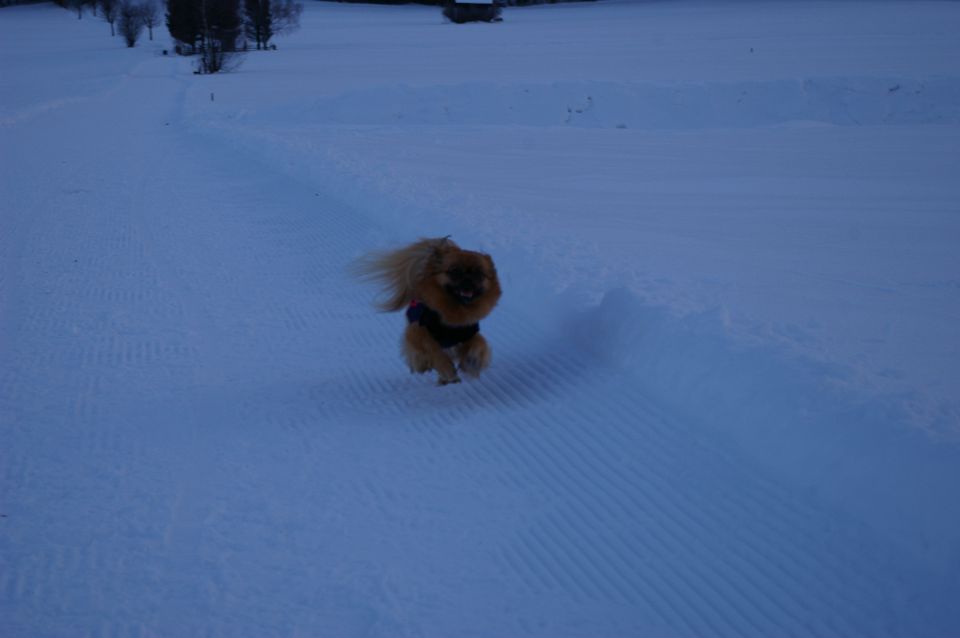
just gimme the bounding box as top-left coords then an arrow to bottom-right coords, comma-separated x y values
118,0 -> 144,46
270,0 -> 302,42
99,0 -> 120,35
195,0 -> 244,73
67,0 -> 84,19
63,0 -> 97,19
139,0 -> 160,40
196,38 -> 243,73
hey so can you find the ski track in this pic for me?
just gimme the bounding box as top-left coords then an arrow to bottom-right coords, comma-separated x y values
0,44 -> 949,638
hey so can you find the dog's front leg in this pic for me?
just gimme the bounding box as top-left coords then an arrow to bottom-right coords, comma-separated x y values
403,324 -> 460,385
457,333 -> 491,378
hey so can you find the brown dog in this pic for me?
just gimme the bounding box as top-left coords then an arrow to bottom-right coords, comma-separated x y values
355,237 -> 502,385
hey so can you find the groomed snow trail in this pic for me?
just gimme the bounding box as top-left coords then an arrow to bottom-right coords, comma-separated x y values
1,12 -> 956,638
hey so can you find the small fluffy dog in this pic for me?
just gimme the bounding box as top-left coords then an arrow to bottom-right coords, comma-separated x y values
356,237 -> 502,385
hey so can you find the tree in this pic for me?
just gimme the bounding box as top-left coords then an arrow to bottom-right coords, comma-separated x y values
167,0 -> 241,54
204,0 -> 242,53
99,0 -> 120,35
139,0 -> 161,40
67,0 -> 84,19
271,0 -> 302,43
243,0 -> 270,50
195,0 -> 243,73
118,0 -> 144,46
165,0 -> 244,72
243,0 -> 301,50
166,0 -> 202,52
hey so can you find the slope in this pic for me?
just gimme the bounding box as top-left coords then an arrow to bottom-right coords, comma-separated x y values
1,3 -> 959,638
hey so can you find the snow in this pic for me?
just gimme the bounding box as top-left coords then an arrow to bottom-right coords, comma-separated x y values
2,1 -> 959,636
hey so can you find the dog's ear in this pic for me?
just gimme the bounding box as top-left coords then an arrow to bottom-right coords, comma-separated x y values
482,253 -> 497,274
427,236 -> 455,264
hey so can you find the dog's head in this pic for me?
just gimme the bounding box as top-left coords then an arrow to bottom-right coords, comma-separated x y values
437,250 -> 497,305
423,242 -> 501,324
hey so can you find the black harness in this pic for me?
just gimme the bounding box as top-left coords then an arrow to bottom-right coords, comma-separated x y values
406,300 -> 479,349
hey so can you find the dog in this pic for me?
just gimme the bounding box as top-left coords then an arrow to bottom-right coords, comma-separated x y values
355,237 -> 502,385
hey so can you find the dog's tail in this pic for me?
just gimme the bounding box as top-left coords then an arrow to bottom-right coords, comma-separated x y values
351,236 -> 456,312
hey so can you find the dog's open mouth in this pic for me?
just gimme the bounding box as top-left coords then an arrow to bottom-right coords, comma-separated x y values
449,286 -> 480,304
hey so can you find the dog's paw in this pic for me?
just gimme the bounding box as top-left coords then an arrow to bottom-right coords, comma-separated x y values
438,374 -> 462,386
407,353 -> 432,374
459,341 -> 491,378
459,355 -> 483,378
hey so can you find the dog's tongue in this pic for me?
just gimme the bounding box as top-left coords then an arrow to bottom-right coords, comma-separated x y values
461,290 -> 475,299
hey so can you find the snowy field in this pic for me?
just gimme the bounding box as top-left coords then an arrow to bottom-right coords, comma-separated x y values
2,1 -> 960,636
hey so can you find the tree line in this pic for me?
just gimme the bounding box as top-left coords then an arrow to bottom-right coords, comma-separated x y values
166,0 -> 302,55
49,0 -> 302,72
49,0 -> 162,46
165,0 -> 301,72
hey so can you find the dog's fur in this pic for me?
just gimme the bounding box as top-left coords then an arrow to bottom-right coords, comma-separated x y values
354,237 -> 502,385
